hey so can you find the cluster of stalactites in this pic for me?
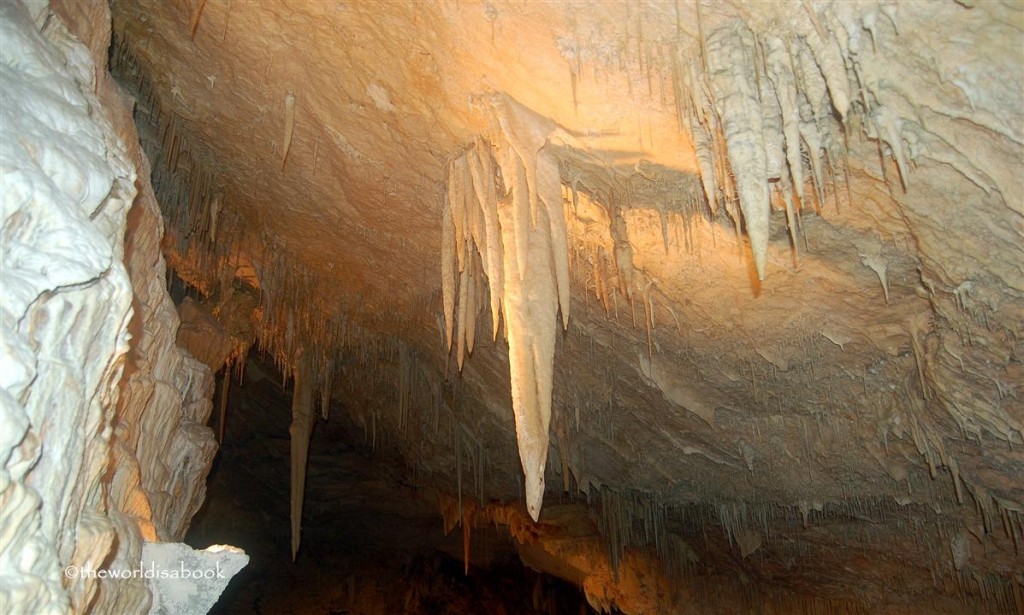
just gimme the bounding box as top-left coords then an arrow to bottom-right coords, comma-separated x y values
680,12 -> 854,280
109,29 -> 251,300
441,94 -> 573,521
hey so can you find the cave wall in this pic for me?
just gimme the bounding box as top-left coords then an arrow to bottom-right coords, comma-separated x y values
0,1 -> 222,612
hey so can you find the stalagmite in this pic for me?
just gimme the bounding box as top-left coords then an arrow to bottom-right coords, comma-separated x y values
289,353 -> 316,560
281,92 -> 296,171
706,23 -> 771,280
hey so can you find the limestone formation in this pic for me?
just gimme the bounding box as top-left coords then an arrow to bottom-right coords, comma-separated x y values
2,0 -> 1022,613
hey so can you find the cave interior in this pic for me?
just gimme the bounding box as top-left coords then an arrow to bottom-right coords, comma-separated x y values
1,0 -> 1022,613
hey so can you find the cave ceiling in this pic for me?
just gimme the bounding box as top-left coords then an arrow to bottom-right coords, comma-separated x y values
108,0 -> 1022,607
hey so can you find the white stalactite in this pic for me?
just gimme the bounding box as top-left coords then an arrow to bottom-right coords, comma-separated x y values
488,92 -> 553,227
450,157 -> 469,272
466,255 -> 478,356
795,3 -> 852,121
792,39 -> 829,123
501,141 -> 532,280
439,94 -> 573,520
467,140 -> 504,338
537,148 -> 570,329
706,23 -> 771,280
281,92 -> 295,171
289,353 -> 315,561
764,35 -> 805,201
686,61 -> 720,216
441,181 -> 456,351
496,193 -> 558,522
457,260 -> 469,370
760,67 -> 787,183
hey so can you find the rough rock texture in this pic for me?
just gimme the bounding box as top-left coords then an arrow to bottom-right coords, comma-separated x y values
141,542 -> 248,615
25,0 -> 1024,612
1,3 -> 133,611
1,1 -> 231,613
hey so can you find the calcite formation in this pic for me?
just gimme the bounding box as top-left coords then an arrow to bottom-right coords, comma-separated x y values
1,1 -> 243,613
2,0 -> 1022,613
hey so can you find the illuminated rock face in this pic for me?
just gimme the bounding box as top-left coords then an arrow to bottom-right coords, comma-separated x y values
3,0 -> 1023,613
1,2 -> 240,613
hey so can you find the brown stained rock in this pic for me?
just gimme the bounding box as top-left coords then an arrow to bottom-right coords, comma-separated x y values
177,297 -> 234,373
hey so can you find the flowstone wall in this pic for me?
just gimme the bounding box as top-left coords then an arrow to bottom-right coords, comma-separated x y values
0,2 -> 238,613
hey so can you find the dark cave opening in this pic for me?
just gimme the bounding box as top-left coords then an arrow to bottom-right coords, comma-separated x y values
186,353 -> 607,615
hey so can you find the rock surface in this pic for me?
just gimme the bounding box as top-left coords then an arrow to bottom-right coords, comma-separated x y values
1,1 -> 233,613
142,542 -> 248,615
